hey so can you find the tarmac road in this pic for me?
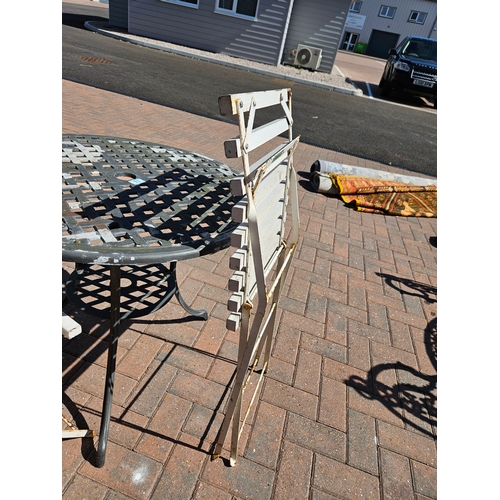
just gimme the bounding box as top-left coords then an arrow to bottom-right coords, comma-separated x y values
62,1 -> 437,177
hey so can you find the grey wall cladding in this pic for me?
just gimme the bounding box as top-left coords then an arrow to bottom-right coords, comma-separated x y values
128,0 -> 294,66
283,0 -> 351,73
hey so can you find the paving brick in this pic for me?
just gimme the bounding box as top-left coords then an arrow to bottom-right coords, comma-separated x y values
301,332 -> 347,364
305,292 -> 328,324
286,413 -> 345,461
80,441 -> 163,500
62,436 -> 95,491
347,409 -> 378,475
183,403 -> 224,445
414,339 -> 437,376
389,319 -> 414,352
377,420 -> 437,467
322,357 -> 369,388
347,386 -> 404,428
367,290 -> 405,313
313,454 -> 380,500
325,310 -> 348,346
79,396 -> 149,449
379,448 -> 414,500
117,335 -> 164,380
206,357 -> 236,386
192,482 -> 233,500
146,319 -> 200,346
281,310 -> 327,338
169,371 -> 226,410
318,376 -> 346,432
347,280 -> 367,312
70,361 -> 137,407
286,274 -> 310,303
294,349 -> 322,395
64,332 -> 128,369
265,355 -> 294,385
296,242 -> 317,268
262,378 -> 318,420
370,340 -> 418,369
327,299 -> 367,324
134,392 -> 192,460
329,262 -> 349,292
310,281 -> 347,306
311,489 -> 344,500
272,324 -> 301,365
278,296 -> 307,316
411,460 -> 437,499
347,332 -> 371,372
150,444 -> 207,500
244,401 -> 286,468
63,474 -> 109,500
273,440 -> 313,500
162,344 -> 214,377
367,301 -> 390,331
125,360 -> 177,417
387,306 -> 429,330
348,319 -> 391,345
202,454 -> 275,500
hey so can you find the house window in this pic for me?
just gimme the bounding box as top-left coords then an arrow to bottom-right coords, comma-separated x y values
160,0 -> 199,7
408,11 -> 427,24
216,0 -> 259,19
379,6 -> 396,19
349,1 -> 362,13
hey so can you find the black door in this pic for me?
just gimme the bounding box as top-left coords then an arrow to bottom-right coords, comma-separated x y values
366,30 -> 400,59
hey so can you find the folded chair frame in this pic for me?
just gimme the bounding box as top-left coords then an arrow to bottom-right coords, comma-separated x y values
212,88 -> 300,465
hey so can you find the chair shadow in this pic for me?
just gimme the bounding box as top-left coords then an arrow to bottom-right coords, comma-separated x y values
346,317 -> 436,438
376,272 -> 436,304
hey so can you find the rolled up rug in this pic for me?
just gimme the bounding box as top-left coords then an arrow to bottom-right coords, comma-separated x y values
309,170 -> 437,217
309,171 -> 340,195
310,160 -> 437,187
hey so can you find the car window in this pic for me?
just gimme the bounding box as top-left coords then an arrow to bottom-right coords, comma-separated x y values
401,40 -> 437,62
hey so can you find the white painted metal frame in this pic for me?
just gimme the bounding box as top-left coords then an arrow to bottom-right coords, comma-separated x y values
212,88 -> 300,465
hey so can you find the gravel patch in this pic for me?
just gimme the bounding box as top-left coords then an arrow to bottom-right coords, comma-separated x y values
85,21 -> 362,95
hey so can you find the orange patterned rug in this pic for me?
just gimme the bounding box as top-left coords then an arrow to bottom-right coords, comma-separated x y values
331,174 -> 437,217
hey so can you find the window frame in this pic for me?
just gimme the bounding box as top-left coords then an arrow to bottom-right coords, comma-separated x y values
408,11 -> 427,24
349,1 -> 362,14
379,5 -> 396,19
159,0 -> 199,8
214,0 -> 260,21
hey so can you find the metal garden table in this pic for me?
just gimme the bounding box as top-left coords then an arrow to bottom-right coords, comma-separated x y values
62,135 -> 241,467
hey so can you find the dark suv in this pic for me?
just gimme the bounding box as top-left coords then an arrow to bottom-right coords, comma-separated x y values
379,36 -> 437,108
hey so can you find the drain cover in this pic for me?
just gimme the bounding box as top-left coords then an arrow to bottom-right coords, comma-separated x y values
79,56 -> 115,64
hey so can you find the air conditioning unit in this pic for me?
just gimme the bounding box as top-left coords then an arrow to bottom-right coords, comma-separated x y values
294,44 -> 322,70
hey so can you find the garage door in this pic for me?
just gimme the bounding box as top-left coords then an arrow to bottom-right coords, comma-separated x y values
366,30 -> 400,59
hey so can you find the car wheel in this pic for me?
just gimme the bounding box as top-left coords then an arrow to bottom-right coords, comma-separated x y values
433,98 -> 437,109
381,77 -> 392,97
378,76 -> 385,88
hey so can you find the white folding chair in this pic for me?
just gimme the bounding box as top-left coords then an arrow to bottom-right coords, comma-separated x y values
212,88 -> 300,465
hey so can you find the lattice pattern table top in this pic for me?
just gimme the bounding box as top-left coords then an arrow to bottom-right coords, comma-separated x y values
62,135 -> 241,265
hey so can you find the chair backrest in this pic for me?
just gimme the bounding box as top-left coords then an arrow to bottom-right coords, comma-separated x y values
212,88 -> 300,465
219,88 -> 300,331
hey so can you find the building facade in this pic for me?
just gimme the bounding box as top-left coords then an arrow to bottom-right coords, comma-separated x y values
341,0 -> 437,58
108,0 -> 353,74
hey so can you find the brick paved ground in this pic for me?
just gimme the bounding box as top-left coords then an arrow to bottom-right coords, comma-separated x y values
62,78 -> 437,500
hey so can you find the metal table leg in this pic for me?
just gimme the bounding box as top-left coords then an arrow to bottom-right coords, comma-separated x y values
171,262 -> 208,320
95,265 -> 121,468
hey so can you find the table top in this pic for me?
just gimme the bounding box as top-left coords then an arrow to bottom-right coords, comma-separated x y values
62,135 -> 241,265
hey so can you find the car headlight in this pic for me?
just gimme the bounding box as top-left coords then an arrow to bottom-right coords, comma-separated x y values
394,61 -> 411,72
